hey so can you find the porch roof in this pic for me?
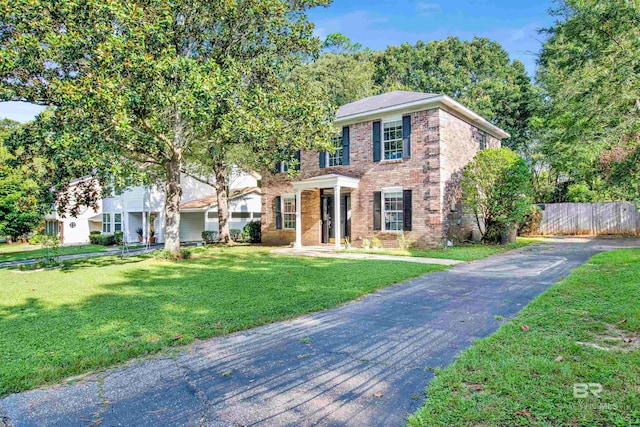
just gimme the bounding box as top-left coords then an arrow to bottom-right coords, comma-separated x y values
292,174 -> 360,190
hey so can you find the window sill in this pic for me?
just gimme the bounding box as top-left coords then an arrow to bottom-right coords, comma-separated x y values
380,159 -> 404,164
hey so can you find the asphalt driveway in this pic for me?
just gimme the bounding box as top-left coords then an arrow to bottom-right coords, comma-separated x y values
1,237 -> 638,427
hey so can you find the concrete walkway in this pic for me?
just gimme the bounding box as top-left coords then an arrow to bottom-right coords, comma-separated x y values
1,237 -> 638,427
271,246 -> 463,265
0,245 -> 162,269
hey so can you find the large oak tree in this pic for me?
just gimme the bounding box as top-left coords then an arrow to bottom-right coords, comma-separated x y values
1,0 -> 333,252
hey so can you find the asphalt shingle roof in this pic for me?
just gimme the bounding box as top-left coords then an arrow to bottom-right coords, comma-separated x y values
336,91 -> 440,119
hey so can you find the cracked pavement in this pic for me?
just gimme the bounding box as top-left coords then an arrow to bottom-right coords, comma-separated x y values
1,237 -> 638,426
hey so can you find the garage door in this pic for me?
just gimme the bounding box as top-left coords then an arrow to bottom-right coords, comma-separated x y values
180,212 -> 205,242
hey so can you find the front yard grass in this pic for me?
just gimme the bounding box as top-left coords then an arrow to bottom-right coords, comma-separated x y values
0,243 -> 106,263
344,237 -> 544,262
0,246 -> 445,396
409,248 -> 640,427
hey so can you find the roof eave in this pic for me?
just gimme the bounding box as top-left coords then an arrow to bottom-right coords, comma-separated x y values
334,95 -> 510,140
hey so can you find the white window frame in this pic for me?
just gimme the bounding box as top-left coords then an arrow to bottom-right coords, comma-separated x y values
327,134 -> 343,167
102,213 -> 111,233
383,119 -> 403,160
382,187 -> 404,232
114,213 -> 122,232
282,195 -> 296,230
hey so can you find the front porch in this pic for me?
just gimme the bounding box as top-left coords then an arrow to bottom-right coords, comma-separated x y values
292,174 -> 360,250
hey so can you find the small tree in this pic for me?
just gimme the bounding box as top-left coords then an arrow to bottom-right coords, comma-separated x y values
462,148 -> 532,243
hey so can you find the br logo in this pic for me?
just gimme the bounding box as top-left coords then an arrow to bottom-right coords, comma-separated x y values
573,383 -> 603,398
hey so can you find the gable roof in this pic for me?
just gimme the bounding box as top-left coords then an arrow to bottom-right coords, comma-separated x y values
336,91 -> 439,119
180,187 -> 261,210
335,91 -> 510,139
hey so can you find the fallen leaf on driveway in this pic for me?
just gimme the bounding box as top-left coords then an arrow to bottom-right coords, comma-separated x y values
555,356 -> 563,362
515,410 -> 532,417
373,392 -> 383,398
172,334 -> 184,340
521,325 -> 530,332
616,319 -> 627,324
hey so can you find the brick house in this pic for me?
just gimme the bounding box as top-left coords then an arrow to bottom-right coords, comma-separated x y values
261,91 -> 509,249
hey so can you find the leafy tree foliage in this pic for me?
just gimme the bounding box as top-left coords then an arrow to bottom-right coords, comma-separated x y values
0,119 -> 45,239
372,37 -> 540,155
537,0 -> 640,201
462,148 -> 532,243
1,0 -> 333,252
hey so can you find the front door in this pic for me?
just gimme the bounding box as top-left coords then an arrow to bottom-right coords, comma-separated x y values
320,191 -> 351,244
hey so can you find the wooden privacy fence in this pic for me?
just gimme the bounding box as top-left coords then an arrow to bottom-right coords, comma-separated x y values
536,202 -> 640,236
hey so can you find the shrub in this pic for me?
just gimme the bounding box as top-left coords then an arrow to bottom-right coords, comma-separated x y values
566,183 -> 594,202
201,230 -> 219,244
230,229 -> 242,242
89,233 -> 117,246
462,147 -> 532,244
372,237 -> 381,248
241,221 -> 261,243
397,233 -> 415,251
39,234 -> 61,263
361,238 -> 371,248
518,204 -> 543,236
154,248 -> 192,260
29,233 -> 46,245
114,231 -> 123,244
89,231 -> 101,236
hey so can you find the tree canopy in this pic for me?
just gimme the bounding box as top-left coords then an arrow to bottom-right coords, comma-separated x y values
536,0 -> 640,202
1,0 -> 334,252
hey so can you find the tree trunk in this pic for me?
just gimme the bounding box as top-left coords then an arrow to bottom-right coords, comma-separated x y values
164,150 -> 183,254
214,163 -> 231,244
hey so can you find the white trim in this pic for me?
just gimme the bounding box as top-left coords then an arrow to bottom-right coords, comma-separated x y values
292,174 -> 360,191
282,194 -> 296,230
381,188 -> 404,233
335,94 -> 510,140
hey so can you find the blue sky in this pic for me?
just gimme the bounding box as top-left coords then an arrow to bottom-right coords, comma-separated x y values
0,0 -> 554,123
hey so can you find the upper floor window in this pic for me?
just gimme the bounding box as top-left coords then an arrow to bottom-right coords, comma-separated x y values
328,134 -> 343,167
102,213 -> 111,233
383,120 -> 403,160
283,195 -> 296,230
476,131 -> 487,150
383,189 -> 404,231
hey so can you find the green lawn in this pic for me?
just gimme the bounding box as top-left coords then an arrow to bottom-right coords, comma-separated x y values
409,249 -> 640,427
0,246 -> 446,396
344,237 -> 544,262
0,243 -> 107,263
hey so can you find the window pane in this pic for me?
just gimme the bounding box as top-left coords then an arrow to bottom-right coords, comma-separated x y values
231,212 -> 251,219
383,121 -> 403,160
283,196 -> 296,229
383,191 -> 404,231
328,134 -> 343,167
114,224 -> 122,232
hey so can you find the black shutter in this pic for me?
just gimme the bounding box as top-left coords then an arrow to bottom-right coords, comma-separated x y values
273,162 -> 281,174
373,191 -> 382,230
294,150 -> 301,171
402,115 -> 412,159
373,121 -> 381,162
403,190 -> 412,231
319,150 -> 326,169
342,126 -> 350,165
274,196 -> 282,229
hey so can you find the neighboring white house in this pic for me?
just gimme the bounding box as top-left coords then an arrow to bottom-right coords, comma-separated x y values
45,170 -> 261,245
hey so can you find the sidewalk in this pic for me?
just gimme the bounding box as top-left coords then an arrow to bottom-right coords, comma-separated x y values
270,246 -> 464,265
0,244 -> 162,269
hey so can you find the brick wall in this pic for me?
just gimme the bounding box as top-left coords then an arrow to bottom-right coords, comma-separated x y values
262,105 -> 503,248
438,107 -> 502,243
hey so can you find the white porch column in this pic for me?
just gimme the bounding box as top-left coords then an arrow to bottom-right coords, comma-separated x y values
294,188 -> 302,248
334,185 -> 341,250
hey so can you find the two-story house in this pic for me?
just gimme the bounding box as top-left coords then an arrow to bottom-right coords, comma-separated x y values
261,91 -> 509,249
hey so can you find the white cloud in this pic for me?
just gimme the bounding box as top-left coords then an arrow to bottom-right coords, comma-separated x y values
415,2 -> 441,16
